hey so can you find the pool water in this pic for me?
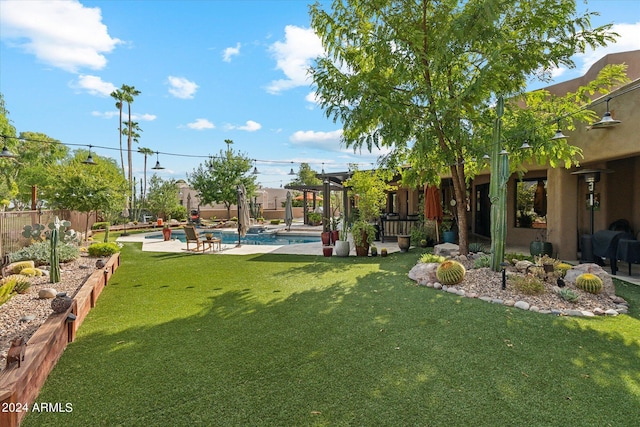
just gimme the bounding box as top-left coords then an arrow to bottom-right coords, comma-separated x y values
145,230 -> 321,246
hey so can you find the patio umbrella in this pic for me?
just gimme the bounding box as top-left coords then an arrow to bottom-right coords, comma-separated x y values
285,191 -> 293,231
236,184 -> 250,242
424,185 -> 443,242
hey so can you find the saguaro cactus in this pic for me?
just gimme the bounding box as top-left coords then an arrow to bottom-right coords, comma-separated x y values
49,217 -> 61,283
490,96 -> 509,272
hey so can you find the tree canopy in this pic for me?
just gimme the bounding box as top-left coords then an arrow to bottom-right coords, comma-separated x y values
188,140 -> 257,219
289,163 -> 322,187
309,0 -> 623,253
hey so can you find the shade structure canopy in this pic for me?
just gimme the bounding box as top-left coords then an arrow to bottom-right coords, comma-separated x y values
424,185 -> 443,241
284,191 -> 293,231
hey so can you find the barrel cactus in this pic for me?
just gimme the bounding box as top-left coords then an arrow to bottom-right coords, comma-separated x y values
575,273 -> 603,294
11,260 -> 35,274
436,260 -> 466,285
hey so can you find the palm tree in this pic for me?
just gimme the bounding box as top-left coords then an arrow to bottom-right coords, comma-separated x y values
138,147 -> 154,210
109,88 -> 126,177
121,84 -> 141,194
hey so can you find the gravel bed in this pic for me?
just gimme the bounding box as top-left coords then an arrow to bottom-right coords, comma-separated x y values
0,256 -> 97,369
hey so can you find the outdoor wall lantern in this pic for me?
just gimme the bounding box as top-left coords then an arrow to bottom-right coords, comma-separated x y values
591,97 -> 621,128
571,168 -> 613,235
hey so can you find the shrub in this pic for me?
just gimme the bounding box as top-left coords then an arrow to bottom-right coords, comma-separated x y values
9,242 -> 80,265
468,242 -> 488,253
559,288 -> 579,302
11,260 -> 35,274
436,260 -> 466,285
3,275 -> 31,294
88,242 -> 121,257
270,219 -> 281,225
512,274 -> 545,295
419,253 -> 446,264
92,221 -> 110,230
505,252 -> 533,263
556,263 -> 572,277
473,255 -> 491,269
575,273 -> 603,294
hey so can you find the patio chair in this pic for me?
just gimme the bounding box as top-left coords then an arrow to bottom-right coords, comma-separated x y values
184,225 -> 207,252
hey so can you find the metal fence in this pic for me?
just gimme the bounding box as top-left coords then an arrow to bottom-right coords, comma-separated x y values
0,210 -> 60,257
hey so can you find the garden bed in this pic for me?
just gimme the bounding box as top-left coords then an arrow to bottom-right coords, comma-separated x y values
0,253 -> 120,427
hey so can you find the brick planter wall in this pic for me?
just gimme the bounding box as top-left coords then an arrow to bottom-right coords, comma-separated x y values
0,253 -> 120,427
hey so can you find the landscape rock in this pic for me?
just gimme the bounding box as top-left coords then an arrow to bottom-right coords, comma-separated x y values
434,243 -> 460,258
408,263 -> 439,284
38,288 -> 58,299
514,301 -> 530,310
564,264 -> 616,296
515,260 -> 534,273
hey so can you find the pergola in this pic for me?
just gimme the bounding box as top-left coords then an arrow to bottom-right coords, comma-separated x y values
285,171 -> 352,231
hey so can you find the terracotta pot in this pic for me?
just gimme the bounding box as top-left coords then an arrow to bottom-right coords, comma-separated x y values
355,244 -> 369,257
397,235 -> 411,252
162,227 -> 172,241
330,230 -> 340,245
322,245 -> 333,257
321,231 -> 331,246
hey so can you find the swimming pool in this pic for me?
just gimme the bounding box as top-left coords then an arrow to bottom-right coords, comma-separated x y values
145,229 -> 321,246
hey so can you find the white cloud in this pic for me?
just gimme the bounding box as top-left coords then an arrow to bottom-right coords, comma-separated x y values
133,113 -> 157,121
72,75 -> 116,96
91,111 -> 156,121
222,43 -> 241,62
290,129 -> 343,151
576,22 -> 640,74
0,0 -> 121,72
226,120 -> 262,132
167,76 -> 199,99
186,119 -> 215,130
266,26 -> 324,94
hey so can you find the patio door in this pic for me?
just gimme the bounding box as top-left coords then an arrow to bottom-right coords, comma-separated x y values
475,183 -> 491,237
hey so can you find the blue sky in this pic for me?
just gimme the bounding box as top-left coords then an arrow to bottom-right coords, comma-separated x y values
1,0 -> 639,189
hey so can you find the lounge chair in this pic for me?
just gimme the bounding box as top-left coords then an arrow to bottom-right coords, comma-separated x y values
184,225 -> 220,252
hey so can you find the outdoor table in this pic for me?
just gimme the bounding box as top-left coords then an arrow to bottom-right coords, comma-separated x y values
204,238 -> 221,252
592,230 -> 633,275
617,239 -> 640,276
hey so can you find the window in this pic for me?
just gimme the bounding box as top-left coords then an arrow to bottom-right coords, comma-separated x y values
515,179 -> 547,228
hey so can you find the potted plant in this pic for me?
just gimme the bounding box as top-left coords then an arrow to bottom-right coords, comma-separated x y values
204,232 -> 213,240
441,220 -> 456,243
330,216 -> 340,245
344,168 -> 393,257
308,211 -> 322,227
530,229 -> 553,256
370,245 -> 378,257
162,223 -> 172,241
334,219 -> 351,257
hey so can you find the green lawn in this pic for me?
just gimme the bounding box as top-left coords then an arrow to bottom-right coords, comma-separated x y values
24,244 -> 640,426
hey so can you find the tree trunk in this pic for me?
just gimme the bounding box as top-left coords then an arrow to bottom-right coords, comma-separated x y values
451,164 -> 468,255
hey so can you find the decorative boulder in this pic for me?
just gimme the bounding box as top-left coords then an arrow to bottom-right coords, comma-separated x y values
38,288 -> 58,299
51,293 -> 73,313
515,260 -> 534,273
408,262 -> 440,285
434,243 -> 459,258
564,263 -> 615,297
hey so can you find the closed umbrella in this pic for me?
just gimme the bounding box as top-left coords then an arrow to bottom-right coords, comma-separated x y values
285,191 -> 293,231
236,184 -> 250,245
424,185 -> 443,242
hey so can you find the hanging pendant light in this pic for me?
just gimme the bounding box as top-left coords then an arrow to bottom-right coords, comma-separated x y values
551,119 -> 568,140
482,153 -> 490,160
83,145 -> 97,165
591,97 -> 621,128
499,148 -> 509,155
151,151 -> 164,170
321,162 -> 325,174
0,145 -> 16,158
252,160 -> 259,175
519,140 -> 532,150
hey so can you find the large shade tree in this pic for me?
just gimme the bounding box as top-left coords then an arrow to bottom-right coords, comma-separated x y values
188,140 -> 257,219
309,0 -> 619,254
146,174 -> 185,221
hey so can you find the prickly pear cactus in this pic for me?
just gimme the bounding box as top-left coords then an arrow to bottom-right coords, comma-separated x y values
436,260 -> 466,285
575,273 -> 603,294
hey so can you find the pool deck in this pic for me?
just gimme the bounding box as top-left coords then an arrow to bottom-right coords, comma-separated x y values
116,224 -> 404,256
